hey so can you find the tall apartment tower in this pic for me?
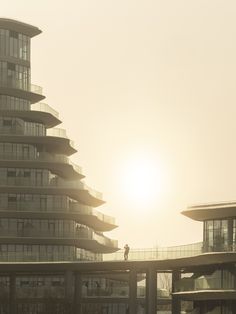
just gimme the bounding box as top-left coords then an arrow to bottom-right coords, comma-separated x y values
0,18 -> 118,263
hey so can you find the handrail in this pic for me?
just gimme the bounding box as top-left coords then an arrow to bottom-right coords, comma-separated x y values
0,76 -> 43,95
31,102 -> 59,118
0,152 -> 83,176
70,203 -> 115,225
104,242 -> 203,261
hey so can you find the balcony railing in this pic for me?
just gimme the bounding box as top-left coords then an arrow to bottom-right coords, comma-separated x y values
0,76 -> 43,95
49,177 -> 84,189
93,232 -> 118,249
47,127 -> 67,138
70,203 -> 115,225
0,152 -> 83,176
30,84 -> 43,95
46,128 -> 77,150
82,182 -> 103,200
0,228 -> 118,249
31,102 -> 59,118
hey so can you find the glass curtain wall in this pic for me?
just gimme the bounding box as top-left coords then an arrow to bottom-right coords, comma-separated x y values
0,29 -> 30,61
0,61 -> 30,90
203,219 -> 229,252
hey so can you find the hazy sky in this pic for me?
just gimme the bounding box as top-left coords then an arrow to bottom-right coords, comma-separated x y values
2,0 -> 236,248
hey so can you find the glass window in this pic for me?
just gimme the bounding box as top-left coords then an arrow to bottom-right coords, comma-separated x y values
0,61 -> 30,90
0,29 -> 30,61
204,219 -> 230,252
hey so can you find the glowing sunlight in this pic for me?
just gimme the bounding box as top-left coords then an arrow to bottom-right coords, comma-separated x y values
120,155 -> 165,210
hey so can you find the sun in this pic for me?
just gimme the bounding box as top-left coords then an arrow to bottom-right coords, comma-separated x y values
121,155 -> 164,209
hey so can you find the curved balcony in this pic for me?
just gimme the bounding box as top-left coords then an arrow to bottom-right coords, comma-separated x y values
31,102 -> 61,127
0,109 -> 61,128
0,229 -> 118,253
0,199 -> 116,232
0,134 -> 77,155
69,203 -> 117,231
51,179 -> 104,206
31,103 -> 59,118
0,178 -> 104,207
0,80 -> 45,104
0,152 -> 84,179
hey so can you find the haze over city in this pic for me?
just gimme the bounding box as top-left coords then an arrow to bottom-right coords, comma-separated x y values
2,0 -> 236,248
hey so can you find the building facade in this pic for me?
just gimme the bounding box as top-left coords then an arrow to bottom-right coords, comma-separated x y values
0,18 -> 119,313
0,18 -> 118,263
1,17 -> 236,314
171,202 -> 236,314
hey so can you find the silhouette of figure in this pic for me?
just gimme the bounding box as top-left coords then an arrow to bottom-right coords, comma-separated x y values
124,244 -> 130,261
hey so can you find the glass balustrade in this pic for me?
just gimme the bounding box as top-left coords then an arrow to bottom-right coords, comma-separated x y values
46,128 -> 77,150
82,182 -> 103,200
69,203 -> 115,225
0,69 -> 42,95
31,102 -> 59,118
104,242 -> 203,261
0,176 -> 87,192
0,223 -> 117,248
0,151 -> 83,176
0,244 -> 100,262
47,128 -> 67,138
93,232 -> 118,248
30,84 -> 43,95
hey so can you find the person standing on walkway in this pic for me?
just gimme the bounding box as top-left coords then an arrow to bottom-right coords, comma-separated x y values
124,244 -> 130,261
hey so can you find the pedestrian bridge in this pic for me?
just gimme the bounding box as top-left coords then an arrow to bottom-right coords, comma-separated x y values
0,252 -> 235,314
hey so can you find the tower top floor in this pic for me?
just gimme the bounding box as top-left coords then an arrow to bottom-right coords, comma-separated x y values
0,18 -> 41,37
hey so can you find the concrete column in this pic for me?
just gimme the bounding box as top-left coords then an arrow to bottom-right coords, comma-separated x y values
172,270 -> 181,314
146,268 -> 157,314
9,274 -> 16,314
129,269 -> 137,314
73,273 -> 82,314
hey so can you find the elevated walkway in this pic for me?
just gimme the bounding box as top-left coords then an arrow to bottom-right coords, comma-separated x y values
1,252 -> 236,314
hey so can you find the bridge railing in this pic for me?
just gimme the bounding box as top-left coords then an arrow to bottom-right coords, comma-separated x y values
103,242 -> 203,261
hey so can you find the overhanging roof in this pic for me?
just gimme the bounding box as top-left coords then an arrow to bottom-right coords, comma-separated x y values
182,202 -> 236,221
0,18 -> 41,37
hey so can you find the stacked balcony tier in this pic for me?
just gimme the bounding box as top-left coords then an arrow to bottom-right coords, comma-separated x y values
0,18 -> 118,262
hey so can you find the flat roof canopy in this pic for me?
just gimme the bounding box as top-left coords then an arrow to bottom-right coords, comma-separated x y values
182,202 -> 236,221
0,18 -> 41,37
